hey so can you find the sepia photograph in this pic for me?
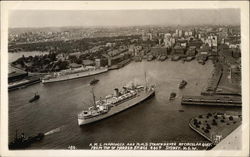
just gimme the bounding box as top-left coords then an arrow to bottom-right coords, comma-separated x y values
1,1 -> 249,157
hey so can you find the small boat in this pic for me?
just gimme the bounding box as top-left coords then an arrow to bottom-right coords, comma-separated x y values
186,56 -> 195,62
9,131 -> 44,149
90,78 -> 99,85
160,55 -> 167,61
29,93 -> 40,103
179,80 -> 187,89
171,56 -> 181,61
182,58 -> 186,63
147,54 -> 154,61
169,92 -> 176,100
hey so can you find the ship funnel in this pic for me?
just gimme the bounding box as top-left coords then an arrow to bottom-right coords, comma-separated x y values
114,88 -> 119,97
131,82 -> 135,89
123,87 -> 128,93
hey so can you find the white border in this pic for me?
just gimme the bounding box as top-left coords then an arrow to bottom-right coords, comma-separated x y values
1,1 -> 249,157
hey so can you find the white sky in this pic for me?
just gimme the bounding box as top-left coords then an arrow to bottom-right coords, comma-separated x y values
9,9 -> 240,28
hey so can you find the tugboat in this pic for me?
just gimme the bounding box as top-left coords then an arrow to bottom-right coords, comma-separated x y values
179,80 -> 187,89
169,92 -> 176,100
29,92 -> 40,103
90,78 -> 99,86
9,130 -> 44,149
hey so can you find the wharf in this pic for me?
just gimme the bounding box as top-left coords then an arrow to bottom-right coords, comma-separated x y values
108,58 -> 131,70
181,95 -> 241,107
202,63 -> 223,95
8,76 -> 41,91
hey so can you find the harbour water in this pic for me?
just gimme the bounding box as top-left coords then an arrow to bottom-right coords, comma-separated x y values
9,60 -> 241,149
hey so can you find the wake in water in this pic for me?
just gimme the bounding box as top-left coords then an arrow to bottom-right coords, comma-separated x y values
44,125 -> 66,136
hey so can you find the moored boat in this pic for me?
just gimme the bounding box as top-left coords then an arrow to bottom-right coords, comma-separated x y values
42,66 -> 108,83
179,80 -> 187,89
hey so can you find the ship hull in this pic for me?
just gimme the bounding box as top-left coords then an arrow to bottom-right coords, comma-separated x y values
78,90 -> 155,126
42,68 -> 108,84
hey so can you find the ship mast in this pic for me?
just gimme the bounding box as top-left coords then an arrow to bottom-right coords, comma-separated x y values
144,71 -> 148,91
91,87 -> 96,109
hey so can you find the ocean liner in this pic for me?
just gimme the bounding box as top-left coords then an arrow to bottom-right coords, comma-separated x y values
42,66 -> 108,83
78,73 -> 155,125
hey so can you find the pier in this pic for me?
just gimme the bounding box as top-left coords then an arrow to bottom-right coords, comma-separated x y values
181,95 -> 241,107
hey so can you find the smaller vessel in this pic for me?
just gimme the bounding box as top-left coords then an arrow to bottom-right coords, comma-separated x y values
171,56 -> 181,61
42,66 -> 108,83
182,57 -> 186,63
147,54 -> 154,61
169,92 -> 176,100
90,78 -> 99,86
9,131 -> 44,149
179,80 -> 187,89
186,56 -> 195,62
160,55 -> 167,61
29,92 -> 40,103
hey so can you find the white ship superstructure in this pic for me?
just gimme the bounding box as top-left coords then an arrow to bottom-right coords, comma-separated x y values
78,73 -> 155,126
42,66 -> 108,83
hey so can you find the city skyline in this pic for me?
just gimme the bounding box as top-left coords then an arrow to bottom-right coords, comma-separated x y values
9,9 -> 240,28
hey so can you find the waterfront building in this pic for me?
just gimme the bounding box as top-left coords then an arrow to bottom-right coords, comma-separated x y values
178,30 -> 183,37
232,48 -> 241,58
106,42 -> 116,47
56,53 -> 68,61
142,32 -> 153,41
206,35 -> 218,47
177,39 -> 187,48
69,63 -> 82,68
95,59 -> 101,68
150,46 -> 167,56
188,39 -> 203,49
163,33 -> 173,48
186,46 -> 196,56
198,34 -> 201,39
170,38 -> 176,46
229,65 -> 241,81
175,29 -> 179,35
172,45 -> 185,55
129,45 -> 143,56
184,31 -> 189,36
82,60 -> 95,66
172,33 -> 178,38
164,33 -> 171,39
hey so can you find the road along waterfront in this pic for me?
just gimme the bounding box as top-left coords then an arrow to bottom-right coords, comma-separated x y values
9,60 -> 241,149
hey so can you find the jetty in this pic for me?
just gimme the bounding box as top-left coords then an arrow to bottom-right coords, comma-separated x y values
181,95 -> 241,107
